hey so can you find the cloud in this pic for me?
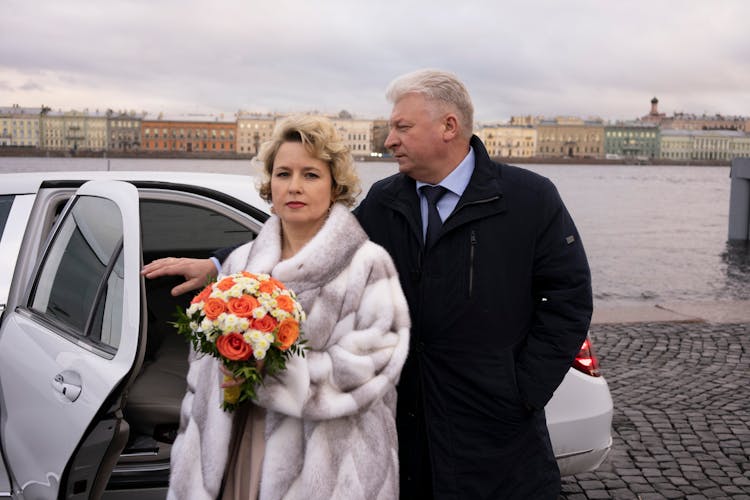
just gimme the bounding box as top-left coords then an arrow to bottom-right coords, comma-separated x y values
19,81 -> 44,91
2,0 -> 749,121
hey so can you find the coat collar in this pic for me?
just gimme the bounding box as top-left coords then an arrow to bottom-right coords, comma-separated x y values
380,172 -> 423,245
442,136 -> 507,232
460,135 -> 505,203
244,203 -> 368,296
379,136 -> 507,239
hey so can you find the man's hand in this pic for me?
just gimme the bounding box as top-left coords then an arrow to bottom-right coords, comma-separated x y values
141,257 -> 218,296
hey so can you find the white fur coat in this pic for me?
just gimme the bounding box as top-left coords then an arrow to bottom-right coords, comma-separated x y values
168,203 -> 410,500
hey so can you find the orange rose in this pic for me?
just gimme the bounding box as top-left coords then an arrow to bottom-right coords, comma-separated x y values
275,295 -> 295,313
277,318 -> 299,351
227,295 -> 260,318
241,271 -> 258,279
191,284 -> 213,304
252,314 -> 278,333
216,332 -> 253,361
217,277 -> 236,291
258,280 -> 276,295
268,277 -> 286,290
203,298 -> 227,320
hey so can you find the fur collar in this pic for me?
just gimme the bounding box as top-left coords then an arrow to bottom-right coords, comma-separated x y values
244,203 -> 368,298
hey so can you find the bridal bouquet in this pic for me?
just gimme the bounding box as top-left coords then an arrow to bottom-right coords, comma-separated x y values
174,271 -> 306,411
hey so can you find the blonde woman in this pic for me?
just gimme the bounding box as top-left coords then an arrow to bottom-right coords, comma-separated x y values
167,115 -> 410,500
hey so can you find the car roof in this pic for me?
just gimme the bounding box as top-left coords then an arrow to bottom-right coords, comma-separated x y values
0,170 -> 269,210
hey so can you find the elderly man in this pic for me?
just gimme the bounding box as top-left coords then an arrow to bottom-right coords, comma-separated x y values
354,69 -> 592,499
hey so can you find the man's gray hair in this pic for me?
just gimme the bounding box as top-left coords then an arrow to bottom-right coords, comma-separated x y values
386,69 -> 474,139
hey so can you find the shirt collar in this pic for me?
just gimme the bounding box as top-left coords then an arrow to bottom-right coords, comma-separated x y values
416,146 -> 475,197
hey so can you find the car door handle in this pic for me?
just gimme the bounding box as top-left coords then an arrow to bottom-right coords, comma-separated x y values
52,371 -> 82,402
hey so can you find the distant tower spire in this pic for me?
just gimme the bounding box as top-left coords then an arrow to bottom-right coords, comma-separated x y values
650,97 -> 659,116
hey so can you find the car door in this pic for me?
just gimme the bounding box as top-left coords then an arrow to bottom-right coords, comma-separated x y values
0,180 -> 144,500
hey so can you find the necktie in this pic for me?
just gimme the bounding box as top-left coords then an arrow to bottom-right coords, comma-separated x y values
420,185 -> 448,248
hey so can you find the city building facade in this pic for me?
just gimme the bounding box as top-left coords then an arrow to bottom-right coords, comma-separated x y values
476,125 -> 537,158
141,115 -> 235,153
0,105 -> 41,147
2,98 -> 748,163
660,129 -> 750,162
536,117 -> 605,158
659,131 -> 692,162
331,118 -> 373,157
641,97 -> 749,131
669,113 -> 749,132
107,111 -> 142,152
604,123 -> 660,159
236,113 -> 276,155
40,110 -> 107,152
509,115 -> 544,127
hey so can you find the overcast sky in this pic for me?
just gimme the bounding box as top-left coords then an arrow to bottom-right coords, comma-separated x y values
2,0 -> 749,123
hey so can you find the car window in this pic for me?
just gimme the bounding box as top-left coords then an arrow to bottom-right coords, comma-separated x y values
89,250 -> 124,348
30,196 -> 124,353
0,194 -> 13,240
140,200 -> 256,252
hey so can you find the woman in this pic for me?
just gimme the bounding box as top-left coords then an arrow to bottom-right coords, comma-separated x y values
167,115 -> 410,500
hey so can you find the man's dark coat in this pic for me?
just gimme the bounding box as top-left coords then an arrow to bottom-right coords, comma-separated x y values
355,136 -> 593,499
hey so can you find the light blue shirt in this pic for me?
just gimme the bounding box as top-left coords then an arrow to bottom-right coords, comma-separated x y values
416,147 -> 475,240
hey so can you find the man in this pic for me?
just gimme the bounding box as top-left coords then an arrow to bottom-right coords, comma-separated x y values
143,69 -> 592,499
354,69 -> 592,499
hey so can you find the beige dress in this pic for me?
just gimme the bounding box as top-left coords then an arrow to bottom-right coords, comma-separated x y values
222,404 -> 266,500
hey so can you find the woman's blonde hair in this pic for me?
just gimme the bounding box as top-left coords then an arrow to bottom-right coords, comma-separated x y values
257,114 -> 361,207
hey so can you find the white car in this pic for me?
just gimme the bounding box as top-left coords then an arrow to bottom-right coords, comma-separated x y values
0,171 -> 612,499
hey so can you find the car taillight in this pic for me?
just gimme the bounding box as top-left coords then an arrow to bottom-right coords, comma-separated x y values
572,337 -> 601,377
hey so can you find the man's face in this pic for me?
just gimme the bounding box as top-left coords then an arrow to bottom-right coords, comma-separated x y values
385,93 -> 447,182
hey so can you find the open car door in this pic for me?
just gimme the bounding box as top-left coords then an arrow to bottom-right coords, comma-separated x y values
0,180 -> 145,499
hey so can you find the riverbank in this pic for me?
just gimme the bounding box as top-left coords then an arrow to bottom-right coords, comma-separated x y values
0,147 -> 255,161
0,147 -> 732,167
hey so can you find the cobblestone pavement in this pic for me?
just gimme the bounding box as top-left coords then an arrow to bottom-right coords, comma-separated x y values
560,321 -> 750,499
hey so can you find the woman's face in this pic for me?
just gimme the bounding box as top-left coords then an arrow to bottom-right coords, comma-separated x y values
270,141 -> 334,233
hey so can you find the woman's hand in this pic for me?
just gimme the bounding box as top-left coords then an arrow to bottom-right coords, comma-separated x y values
219,361 -> 264,389
219,364 -> 245,388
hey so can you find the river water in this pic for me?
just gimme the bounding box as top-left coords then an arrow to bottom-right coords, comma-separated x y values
1,157 -> 748,307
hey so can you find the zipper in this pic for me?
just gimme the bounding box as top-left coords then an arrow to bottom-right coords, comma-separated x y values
442,195 -> 501,227
458,195 -> 500,210
469,229 -> 477,298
